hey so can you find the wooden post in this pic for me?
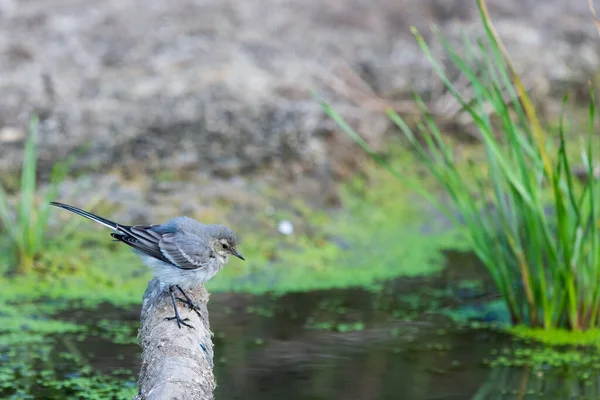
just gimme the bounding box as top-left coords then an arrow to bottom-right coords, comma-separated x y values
134,278 -> 215,400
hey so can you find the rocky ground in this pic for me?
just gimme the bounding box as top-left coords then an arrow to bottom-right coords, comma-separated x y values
0,0 -> 598,217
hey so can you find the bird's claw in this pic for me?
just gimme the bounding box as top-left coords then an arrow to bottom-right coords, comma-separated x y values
164,315 -> 194,329
176,297 -> 202,317
171,285 -> 208,327
166,285 -> 196,329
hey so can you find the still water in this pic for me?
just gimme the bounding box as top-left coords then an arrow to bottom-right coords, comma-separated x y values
4,266 -> 600,399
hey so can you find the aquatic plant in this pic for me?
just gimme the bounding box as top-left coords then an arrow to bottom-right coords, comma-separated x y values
0,115 -> 75,273
320,0 -> 600,330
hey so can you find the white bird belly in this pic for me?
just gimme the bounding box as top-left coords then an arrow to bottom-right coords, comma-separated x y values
134,251 -> 223,289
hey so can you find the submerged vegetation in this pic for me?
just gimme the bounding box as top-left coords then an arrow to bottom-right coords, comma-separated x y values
322,0 -> 600,330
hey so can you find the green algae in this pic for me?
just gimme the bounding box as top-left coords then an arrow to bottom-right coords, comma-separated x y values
0,276 -> 139,398
486,326 -> 600,369
489,347 -> 600,369
207,151 -> 465,294
509,326 -> 600,348
0,317 -> 82,335
0,333 -> 136,399
0,147 -> 463,306
0,300 -> 138,399
305,320 -> 366,333
95,319 -> 138,345
478,326 -> 600,370
38,375 -> 137,400
0,234 -> 152,309
0,146 -> 468,398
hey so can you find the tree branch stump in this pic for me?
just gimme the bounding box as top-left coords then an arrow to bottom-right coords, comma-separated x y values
134,278 -> 215,400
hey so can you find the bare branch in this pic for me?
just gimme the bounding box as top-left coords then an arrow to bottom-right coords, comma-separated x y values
134,278 -> 215,400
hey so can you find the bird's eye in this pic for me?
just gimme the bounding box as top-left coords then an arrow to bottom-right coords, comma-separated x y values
222,243 -> 229,249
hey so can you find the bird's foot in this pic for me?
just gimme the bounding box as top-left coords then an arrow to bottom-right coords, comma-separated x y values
167,285 -> 195,329
176,297 -> 203,317
164,314 -> 194,329
175,285 -> 205,322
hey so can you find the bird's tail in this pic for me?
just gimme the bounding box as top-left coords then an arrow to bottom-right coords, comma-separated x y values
49,202 -> 120,231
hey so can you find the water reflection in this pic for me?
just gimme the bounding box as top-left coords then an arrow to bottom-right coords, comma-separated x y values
213,324 -> 496,399
209,288 -> 503,400
474,367 -> 600,400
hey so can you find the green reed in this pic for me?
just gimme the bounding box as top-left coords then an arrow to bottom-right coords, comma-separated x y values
320,0 -> 600,330
0,115 -> 75,273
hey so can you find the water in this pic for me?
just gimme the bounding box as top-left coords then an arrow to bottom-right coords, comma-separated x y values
3,261 -> 600,399
212,307 -> 497,399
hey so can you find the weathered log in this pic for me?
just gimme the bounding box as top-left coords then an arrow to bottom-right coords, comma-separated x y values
134,278 -> 215,400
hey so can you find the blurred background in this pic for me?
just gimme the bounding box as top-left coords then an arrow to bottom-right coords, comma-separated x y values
1,0 -> 600,399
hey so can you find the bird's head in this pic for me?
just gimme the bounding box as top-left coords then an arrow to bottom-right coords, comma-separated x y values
210,225 -> 245,261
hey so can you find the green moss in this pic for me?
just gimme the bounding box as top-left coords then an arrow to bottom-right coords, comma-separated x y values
482,326 -> 600,369
509,326 -> 600,348
0,147 -> 464,303
489,347 -> 600,369
0,319 -> 136,399
37,374 -> 137,399
304,320 -> 366,333
207,151 -> 465,294
0,146 -> 470,398
0,238 -> 151,308
95,319 -> 138,345
0,345 -> 136,399
0,316 -> 82,335
0,332 -> 48,346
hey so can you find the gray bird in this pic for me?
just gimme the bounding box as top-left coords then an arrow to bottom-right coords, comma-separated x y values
50,202 -> 244,329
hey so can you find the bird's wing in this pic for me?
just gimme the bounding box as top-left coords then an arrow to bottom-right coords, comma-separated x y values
158,233 -> 215,270
111,225 -> 170,264
112,225 -> 214,270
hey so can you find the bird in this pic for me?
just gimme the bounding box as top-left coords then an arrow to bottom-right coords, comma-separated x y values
49,201 -> 244,329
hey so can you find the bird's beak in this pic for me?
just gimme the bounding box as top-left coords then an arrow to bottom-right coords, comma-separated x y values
231,248 -> 245,261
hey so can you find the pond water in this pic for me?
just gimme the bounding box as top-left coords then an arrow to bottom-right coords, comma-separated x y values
2,253 -> 599,399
